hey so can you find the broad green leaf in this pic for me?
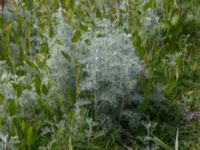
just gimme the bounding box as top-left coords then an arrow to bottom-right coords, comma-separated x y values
35,54 -> 46,69
72,30 -> 81,43
34,74 -> 42,96
96,8 -> 102,18
24,58 -> 37,69
12,83 -> 23,98
27,126 -> 33,147
151,136 -> 172,150
61,51 -> 71,63
8,100 -> 16,116
34,74 -> 41,88
42,84 -> 48,95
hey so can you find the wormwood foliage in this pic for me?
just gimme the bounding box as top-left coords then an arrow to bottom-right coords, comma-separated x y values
76,19 -> 145,131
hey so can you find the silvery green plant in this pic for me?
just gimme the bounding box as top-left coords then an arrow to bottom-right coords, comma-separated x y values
74,19 -> 145,131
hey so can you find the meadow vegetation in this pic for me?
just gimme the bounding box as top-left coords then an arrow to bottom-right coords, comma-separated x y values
0,0 -> 200,149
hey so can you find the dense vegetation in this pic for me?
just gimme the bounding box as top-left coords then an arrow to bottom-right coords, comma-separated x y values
0,0 -> 200,149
